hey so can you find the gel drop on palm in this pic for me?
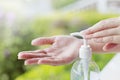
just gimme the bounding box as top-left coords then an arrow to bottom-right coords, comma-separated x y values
71,32 -> 100,80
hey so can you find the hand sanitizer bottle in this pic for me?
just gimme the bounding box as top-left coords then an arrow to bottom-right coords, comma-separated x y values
70,32 -> 100,80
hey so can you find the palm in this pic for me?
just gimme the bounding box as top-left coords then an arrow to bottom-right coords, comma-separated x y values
18,35 -> 82,66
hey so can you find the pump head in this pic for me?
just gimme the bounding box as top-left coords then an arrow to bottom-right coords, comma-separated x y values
70,32 -> 92,60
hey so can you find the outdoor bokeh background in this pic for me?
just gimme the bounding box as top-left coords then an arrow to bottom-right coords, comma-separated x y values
0,0 -> 120,80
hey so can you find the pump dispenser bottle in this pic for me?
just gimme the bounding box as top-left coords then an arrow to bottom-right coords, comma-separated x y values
70,32 -> 100,80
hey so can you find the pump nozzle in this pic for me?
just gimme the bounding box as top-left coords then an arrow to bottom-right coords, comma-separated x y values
70,32 -> 83,39
83,36 -> 87,46
70,32 -> 87,46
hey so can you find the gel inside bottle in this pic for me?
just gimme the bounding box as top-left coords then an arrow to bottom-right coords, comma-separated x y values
71,32 -> 100,80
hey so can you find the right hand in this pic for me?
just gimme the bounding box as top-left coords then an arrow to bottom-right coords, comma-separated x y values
81,17 -> 120,52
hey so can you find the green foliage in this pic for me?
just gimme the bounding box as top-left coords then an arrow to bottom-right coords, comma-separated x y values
78,11 -> 119,25
0,26 -> 35,80
16,65 -> 70,80
93,53 -> 114,70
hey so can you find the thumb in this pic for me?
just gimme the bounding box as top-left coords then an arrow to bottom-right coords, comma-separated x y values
103,43 -> 120,52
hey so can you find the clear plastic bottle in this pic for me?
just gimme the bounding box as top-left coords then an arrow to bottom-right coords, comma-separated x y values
70,32 -> 100,80
71,59 -> 100,80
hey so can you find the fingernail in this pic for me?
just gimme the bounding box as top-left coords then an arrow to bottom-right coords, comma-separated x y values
31,38 -> 39,45
31,40 -> 35,45
18,52 -> 22,59
24,61 -> 28,65
18,56 -> 22,59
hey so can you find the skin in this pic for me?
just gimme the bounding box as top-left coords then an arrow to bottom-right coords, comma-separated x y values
18,35 -> 105,66
18,17 -> 120,66
18,36 -> 82,66
81,17 -> 120,52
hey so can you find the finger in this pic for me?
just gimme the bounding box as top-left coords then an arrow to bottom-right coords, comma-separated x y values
83,18 -> 120,34
32,50 -> 47,53
31,37 -> 55,46
20,50 -> 47,53
24,58 -> 40,65
92,35 -> 120,43
38,57 -> 68,66
103,43 -> 120,52
85,27 -> 119,38
18,52 -> 51,59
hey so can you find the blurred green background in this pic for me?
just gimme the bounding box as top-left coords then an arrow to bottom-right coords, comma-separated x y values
0,0 -> 120,80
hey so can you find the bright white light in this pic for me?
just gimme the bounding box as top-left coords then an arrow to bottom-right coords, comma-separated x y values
0,1 -> 24,13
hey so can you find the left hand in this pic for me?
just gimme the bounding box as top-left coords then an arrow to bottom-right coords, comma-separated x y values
18,35 -> 82,66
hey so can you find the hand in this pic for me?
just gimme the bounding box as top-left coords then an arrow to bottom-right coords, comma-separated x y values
81,17 -> 120,52
18,35 -> 82,66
